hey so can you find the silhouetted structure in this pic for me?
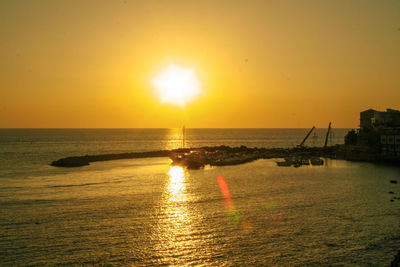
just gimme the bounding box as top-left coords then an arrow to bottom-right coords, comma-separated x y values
344,108 -> 400,162
298,126 -> 315,147
360,108 -> 400,129
51,145 -> 338,168
380,129 -> 400,158
324,122 -> 331,148
182,125 -> 186,148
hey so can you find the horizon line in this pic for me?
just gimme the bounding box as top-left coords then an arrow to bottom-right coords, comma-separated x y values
0,127 -> 354,130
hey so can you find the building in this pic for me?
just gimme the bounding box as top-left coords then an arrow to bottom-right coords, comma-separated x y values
360,108 -> 400,129
380,129 -> 400,159
353,108 -> 400,161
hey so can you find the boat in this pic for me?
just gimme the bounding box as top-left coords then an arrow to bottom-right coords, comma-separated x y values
276,161 -> 291,167
170,152 -> 187,165
301,159 -> 310,165
310,157 -> 324,165
186,151 -> 207,169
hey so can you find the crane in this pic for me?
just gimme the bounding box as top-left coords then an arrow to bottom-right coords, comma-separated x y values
324,122 -> 332,148
298,126 -> 315,147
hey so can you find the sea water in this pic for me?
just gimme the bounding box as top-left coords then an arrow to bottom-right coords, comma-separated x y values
1,129 -> 399,265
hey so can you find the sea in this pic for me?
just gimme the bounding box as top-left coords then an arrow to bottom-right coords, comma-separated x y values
1,128 -> 399,266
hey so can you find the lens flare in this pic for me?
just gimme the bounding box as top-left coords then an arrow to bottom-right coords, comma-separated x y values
217,176 -> 252,232
217,176 -> 234,211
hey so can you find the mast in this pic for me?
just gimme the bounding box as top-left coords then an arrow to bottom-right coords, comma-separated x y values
182,125 -> 186,148
324,122 -> 331,148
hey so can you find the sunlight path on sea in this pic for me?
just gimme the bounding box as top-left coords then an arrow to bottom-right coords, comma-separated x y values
152,166 -> 209,265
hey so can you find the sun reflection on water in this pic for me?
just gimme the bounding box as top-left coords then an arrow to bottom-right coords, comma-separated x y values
151,165 -> 211,264
167,166 -> 186,202
164,128 -> 184,151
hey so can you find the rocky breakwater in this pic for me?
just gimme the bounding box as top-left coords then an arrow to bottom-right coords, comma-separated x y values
170,145 -> 339,169
50,150 -> 171,167
50,145 -> 340,168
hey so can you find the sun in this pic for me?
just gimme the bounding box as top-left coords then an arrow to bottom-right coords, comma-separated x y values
153,64 -> 201,106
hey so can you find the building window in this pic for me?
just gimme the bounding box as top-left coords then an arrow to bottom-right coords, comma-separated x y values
387,136 -> 395,144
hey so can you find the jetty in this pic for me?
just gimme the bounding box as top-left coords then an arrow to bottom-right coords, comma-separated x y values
50,145 -> 339,169
50,150 -> 170,167
51,125 -> 336,169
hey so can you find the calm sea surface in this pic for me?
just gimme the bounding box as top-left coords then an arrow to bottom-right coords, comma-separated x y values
1,129 -> 399,265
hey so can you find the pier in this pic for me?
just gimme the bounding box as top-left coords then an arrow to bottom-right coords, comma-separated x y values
50,145 -> 339,168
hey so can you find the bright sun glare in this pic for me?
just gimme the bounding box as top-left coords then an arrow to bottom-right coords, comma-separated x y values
153,64 -> 201,106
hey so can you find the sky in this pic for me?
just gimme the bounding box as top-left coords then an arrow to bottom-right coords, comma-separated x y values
1,0 -> 399,128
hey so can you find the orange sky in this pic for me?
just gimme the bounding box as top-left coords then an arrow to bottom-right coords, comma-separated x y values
1,0 -> 399,128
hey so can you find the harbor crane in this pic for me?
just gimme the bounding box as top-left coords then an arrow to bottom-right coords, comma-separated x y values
298,126 -> 315,147
324,122 -> 332,148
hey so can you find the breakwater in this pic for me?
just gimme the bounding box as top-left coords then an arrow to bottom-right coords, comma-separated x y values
50,150 -> 171,167
50,145 -> 339,168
